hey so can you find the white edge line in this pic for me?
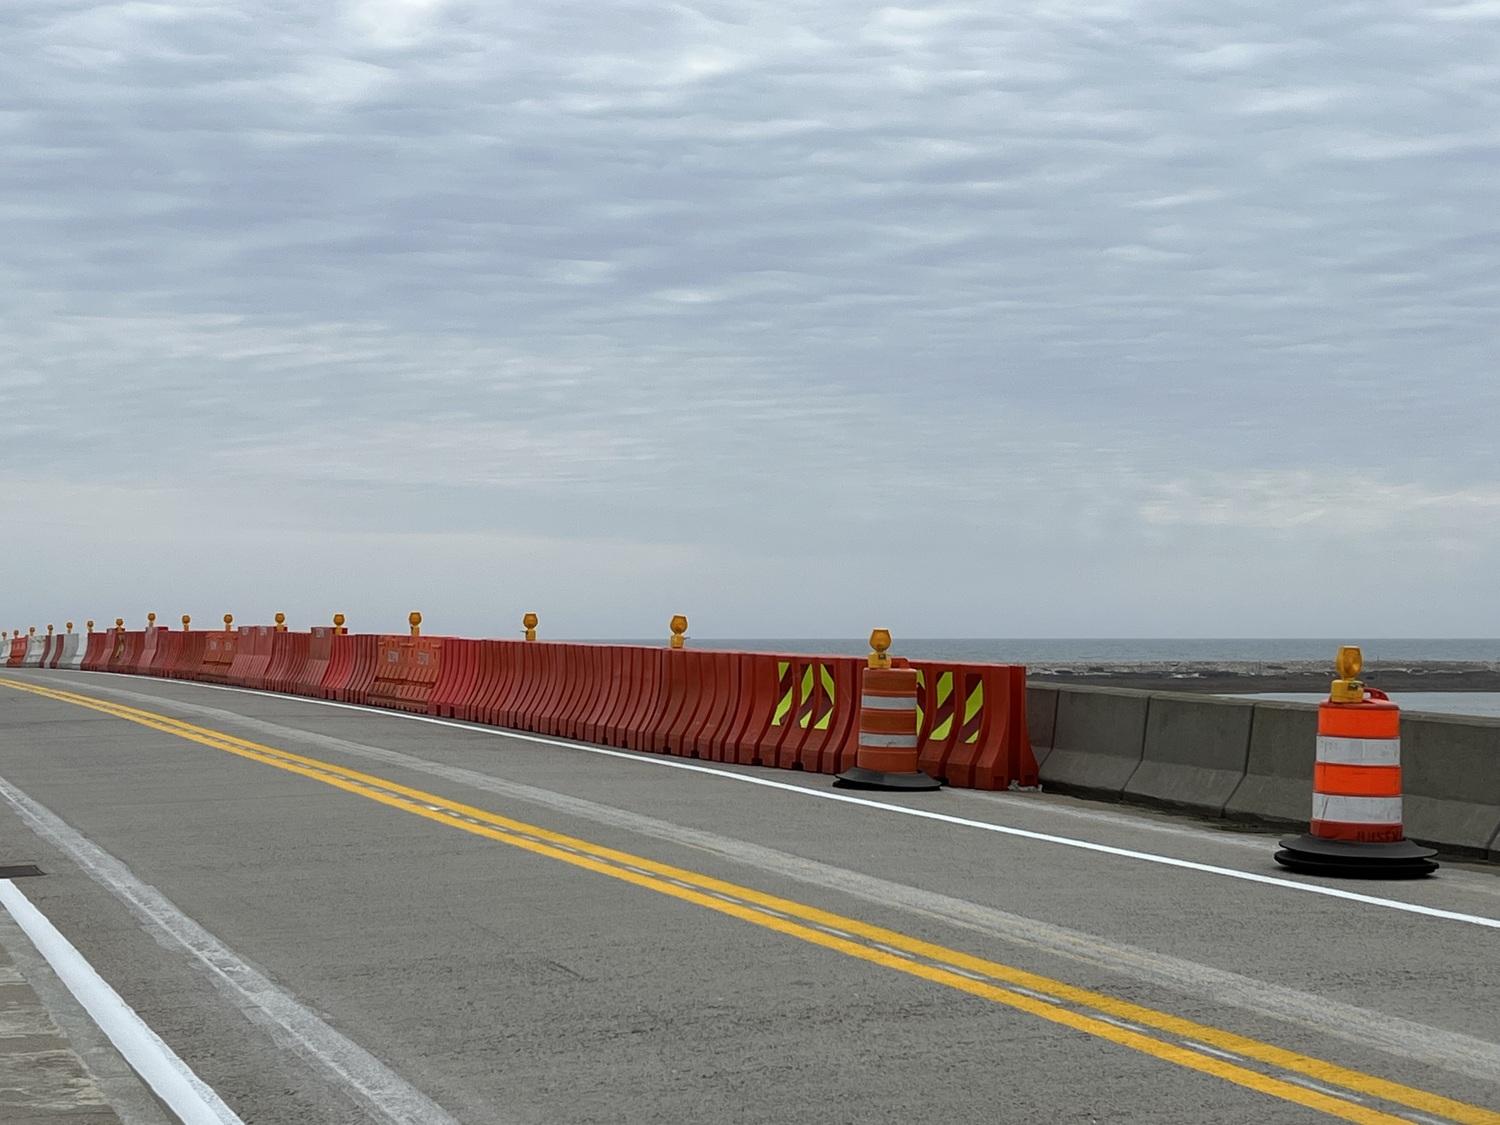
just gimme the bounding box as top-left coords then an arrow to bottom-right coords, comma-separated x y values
0,879 -> 244,1125
55,672 -> 1500,933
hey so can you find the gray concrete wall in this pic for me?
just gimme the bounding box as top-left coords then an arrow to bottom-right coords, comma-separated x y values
1223,702 -> 1318,825
1036,684 -> 1149,795
1027,683 -> 1500,860
1124,694 -> 1254,816
1400,711 -> 1500,854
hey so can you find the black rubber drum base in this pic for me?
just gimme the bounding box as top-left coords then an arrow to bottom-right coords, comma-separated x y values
1274,834 -> 1438,878
833,766 -> 942,792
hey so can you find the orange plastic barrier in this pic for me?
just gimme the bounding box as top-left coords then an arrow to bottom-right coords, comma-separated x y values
405,637 -> 443,711
499,641 -> 545,731
320,633 -> 356,699
575,646 -> 618,744
134,628 -> 163,675
225,626 -> 275,689
147,629 -> 184,677
264,631 -> 310,694
170,631 -> 207,680
472,641 -> 522,727
428,637 -> 480,718
912,662 -> 1037,790
293,627 -> 336,696
557,645 -> 601,741
5,635 -> 24,667
333,634 -> 380,703
81,632 -> 109,672
367,636 -> 443,713
198,631 -> 238,683
613,646 -> 663,750
80,628 -> 1034,794
104,630 -> 143,674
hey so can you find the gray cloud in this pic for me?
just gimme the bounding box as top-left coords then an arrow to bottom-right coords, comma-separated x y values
2,0 -> 1497,637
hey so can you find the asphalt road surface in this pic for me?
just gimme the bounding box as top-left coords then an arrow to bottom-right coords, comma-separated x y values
1,667 -> 1498,1125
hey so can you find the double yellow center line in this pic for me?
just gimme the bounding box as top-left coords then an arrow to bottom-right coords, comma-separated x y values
3,676 -> 1495,1125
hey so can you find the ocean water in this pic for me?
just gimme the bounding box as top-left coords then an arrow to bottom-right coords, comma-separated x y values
675,638 -> 1500,664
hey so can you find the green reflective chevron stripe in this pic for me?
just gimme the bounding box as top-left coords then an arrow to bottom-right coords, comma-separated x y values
914,669 -> 926,734
798,665 -> 816,729
773,661 -> 792,727
815,664 -> 836,730
930,672 -> 955,741
963,678 -> 984,744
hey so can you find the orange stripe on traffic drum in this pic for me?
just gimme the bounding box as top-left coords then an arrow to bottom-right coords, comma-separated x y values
1317,703 -> 1400,739
1313,762 -> 1404,798
862,668 -> 916,695
861,711 -> 917,734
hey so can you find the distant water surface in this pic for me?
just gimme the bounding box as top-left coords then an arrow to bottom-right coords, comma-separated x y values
663,639 -> 1500,664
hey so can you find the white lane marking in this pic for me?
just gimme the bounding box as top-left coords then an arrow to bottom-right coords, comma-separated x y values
1091,1013 -> 1149,1034
58,673 -> 1500,932
0,880 -> 244,1125
0,776 -> 467,1125
1283,1073 -> 1362,1102
1180,1040 -> 1245,1063
1008,985 -> 1063,1005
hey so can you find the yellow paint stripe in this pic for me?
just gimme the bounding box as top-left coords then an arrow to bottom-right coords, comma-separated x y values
4,676 -> 1496,1125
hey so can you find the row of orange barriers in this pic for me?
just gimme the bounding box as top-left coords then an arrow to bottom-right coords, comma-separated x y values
51,627 -> 1037,789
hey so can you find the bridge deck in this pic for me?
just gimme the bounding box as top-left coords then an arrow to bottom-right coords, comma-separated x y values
2,668 -> 1497,1124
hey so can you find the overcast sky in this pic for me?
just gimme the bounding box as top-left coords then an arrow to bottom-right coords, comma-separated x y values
2,0 -> 1497,641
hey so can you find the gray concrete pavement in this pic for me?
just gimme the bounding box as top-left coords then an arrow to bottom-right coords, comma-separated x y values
0,929 -> 122,1125
1,667 -> 1498,1124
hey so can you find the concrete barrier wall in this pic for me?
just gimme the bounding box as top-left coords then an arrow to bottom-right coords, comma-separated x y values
1400,713 -> 1500,854
1224,702 -> 1318,825
1029,683 -> 1500,860
1038,685 -> 1149,794
1124,694 -> 1253,816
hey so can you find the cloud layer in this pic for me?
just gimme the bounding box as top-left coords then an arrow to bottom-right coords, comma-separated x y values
3,0 -> 1497,638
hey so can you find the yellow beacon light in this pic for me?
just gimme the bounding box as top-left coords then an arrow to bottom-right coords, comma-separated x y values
1330,645 -> 1365,704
